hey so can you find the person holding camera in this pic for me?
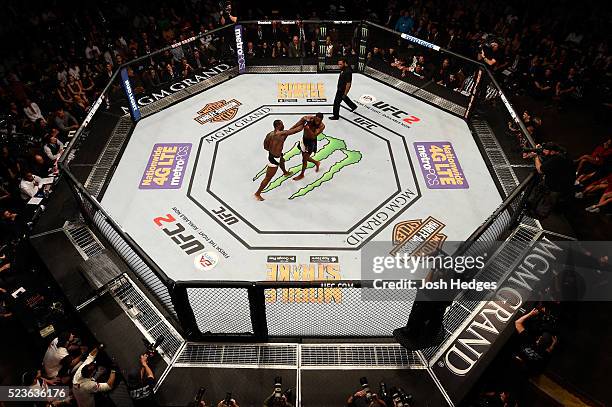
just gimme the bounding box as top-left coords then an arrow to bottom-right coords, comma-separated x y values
219,1 -> 237,25
72,346 -> 116,407
347,389 -> 387,407
523,142 -> 575,209
478,40 -> 501,69
127,353 -> 157,406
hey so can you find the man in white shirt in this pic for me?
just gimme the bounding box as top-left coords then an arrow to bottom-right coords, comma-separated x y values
73,347 -> 116,407
43,332 -> 73,379
19,171 -> 43,201
23,99 -> 45,123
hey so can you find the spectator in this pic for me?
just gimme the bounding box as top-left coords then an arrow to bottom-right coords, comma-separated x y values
555,67 -> 582,106
19,171 -> 43,201
288,36 -> 302,58
582,174 -> 612,213
53,108 -> 79,135
43,132 -> 65,162
42,331 -> 82,380
0,287 -> 14,320
533,68 -> 556,100
514,308 -> 558,372
394,10 -> 414,34
72,347 -> 117,407
575,137 -> 612,183
23,99 -> 45,123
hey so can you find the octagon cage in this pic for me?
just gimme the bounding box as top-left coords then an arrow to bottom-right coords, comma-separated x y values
59,19 -> 538,350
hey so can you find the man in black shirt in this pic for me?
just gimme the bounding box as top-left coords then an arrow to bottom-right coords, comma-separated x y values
524,143 -> 575,203
330,58 -> 357,120
127,353 -> 158,406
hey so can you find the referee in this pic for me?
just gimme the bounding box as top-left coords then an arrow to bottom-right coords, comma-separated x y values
329,57 -> 357,120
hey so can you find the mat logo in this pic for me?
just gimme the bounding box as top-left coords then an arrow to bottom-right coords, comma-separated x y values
253,133 -> 362,199
265,255 -> 343,303
277,82 -> 326,102
390,216 -> 447,256
358,94 -> 376,104
194,99 -> 242,124
193,251 -> 219,271
153,214 -> 205,255
357,95 -> 421,128
140,143 -> 192,189
414,142 -> 468,189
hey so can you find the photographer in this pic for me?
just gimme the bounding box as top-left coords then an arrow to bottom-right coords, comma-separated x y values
219,1 -> 237,25
524,143 -> 575,210
72,346 -> 117,407
263,392 -> 294,407
347,389 -> 387,407
127,353 -> 157,406
478,40 -> 501,69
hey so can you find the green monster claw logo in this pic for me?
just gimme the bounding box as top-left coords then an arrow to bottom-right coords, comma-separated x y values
253,133 -> 363,199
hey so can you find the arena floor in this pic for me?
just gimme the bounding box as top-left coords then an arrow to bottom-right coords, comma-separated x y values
101,73 -> 502,282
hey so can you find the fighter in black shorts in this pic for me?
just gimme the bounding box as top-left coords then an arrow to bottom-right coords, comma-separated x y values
293,113 -> 325,181
254,118 -> 304,201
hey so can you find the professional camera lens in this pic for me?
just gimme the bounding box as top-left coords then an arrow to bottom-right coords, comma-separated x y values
274,376 -> 282,398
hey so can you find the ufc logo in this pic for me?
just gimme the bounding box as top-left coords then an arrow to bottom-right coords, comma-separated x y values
372,101 -> 420,124
153,214 -> 204,255
212,207 -> 239,225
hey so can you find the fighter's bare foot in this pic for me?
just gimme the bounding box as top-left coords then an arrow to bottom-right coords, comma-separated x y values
283,171 -> 294,177
293,174 -> 305,181
254,194 -> 264,201
315,160 -> 321,172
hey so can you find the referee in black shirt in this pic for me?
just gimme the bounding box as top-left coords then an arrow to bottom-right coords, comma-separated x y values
329,57 -> 357,120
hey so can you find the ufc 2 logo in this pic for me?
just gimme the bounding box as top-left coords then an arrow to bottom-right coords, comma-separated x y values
372,101 -> 420,124
153,214 -> 204,255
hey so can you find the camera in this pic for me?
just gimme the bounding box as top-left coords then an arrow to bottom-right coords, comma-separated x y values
274,376 -> 282,399
224,392 -> 232,406
522,147 -> 544,155
360,377 -> 373,401
142,335 -> 164,363
195,387 -> 206,403
390,387 -> 413,407
379,382 -> 388,400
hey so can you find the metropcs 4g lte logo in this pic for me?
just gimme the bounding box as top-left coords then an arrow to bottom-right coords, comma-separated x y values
253,132 -> 362,199
357,94 -> 420,128
194,99 -> 242,124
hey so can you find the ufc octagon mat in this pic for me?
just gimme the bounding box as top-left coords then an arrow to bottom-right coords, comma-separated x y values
101,73 -> 502,282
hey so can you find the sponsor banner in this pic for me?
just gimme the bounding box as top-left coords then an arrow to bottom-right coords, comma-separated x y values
234,24 -> 246,74
277,82 -> 326,103
356,95 -> 421,128
120,67 -> 141,122
119,64 -> 231,115
265,256 -> 344,304
140,143 -> 192,189
400,33 -> 441,51
414,142 -> 468,189
431,235 -> 566,403
194,99 -> 242,124
81,95 -> 104,128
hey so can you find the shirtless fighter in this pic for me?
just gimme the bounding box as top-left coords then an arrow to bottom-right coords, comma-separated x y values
293,113 -> 325,181
254,118 -> 304,201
